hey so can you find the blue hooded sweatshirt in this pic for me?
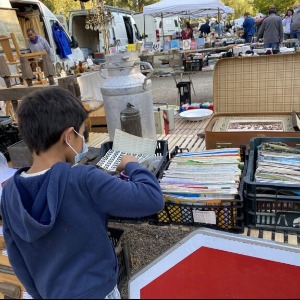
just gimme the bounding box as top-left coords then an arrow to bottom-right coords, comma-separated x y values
0,162 -> 164,299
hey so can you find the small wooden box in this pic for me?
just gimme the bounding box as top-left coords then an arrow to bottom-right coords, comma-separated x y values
88,106 -> 108,133
205,53 -> 300,149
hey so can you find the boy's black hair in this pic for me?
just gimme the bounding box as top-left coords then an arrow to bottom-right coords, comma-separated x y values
17,86 -> 88,154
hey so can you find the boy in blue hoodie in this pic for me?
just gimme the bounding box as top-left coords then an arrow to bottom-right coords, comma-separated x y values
0,87 -> 164,299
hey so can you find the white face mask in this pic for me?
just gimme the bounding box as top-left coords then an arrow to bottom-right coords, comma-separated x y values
295,8 -> 299,12
66,129 -> 88,165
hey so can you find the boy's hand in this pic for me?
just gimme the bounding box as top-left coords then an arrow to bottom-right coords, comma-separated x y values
116,155 -> 138,172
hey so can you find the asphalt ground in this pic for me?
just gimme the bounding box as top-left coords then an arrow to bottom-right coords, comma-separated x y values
150,59 -> 214,106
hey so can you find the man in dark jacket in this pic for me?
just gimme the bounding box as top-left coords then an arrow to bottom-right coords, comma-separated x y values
243,12 -> 256,43
199,19 -> 211,36
257,6 -> 283,51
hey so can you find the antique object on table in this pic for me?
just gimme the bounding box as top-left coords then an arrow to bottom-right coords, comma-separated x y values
205,53 -> 300,149
180,108 -> 213,122
120,103 -> 142,137
99,52 -> 156,140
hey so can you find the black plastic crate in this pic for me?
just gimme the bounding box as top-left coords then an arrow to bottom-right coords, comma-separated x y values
243,137 -> 300,233
108,227 -> 132,289
149,146 -> 246,233
99,140 -> 168,224
98,140 -> 169,179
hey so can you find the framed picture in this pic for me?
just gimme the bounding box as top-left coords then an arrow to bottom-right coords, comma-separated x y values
292,111 -> 300,131
109,47 -> 117,54
143,42 -> 154,51
212,116 -> 294,132
171,39 -> 180,50
190,40 -> 198,50
153,42 -> 161,52
182,39 -> 191,50
196,38 -> 205,49
227,120 -> 285,131
162,41 -> 171,52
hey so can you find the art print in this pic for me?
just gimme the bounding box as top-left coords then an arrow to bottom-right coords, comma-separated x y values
227,120 -> 284,131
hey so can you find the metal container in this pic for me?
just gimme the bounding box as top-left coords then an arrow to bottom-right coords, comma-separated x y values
99,52 -> 156,140
120,103 -> 142,137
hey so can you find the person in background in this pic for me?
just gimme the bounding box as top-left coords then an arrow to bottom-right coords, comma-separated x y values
255,15 -> 265,35
199,19 -> 211,36
291,2 -> 300,45
26,28 -> 55,64
243,12 -> 256,43
282,8 -> 294,46
181,21 -> 194,40
257,6 -> 283,51
0,87 -> 164,299
213,21 -> 224,37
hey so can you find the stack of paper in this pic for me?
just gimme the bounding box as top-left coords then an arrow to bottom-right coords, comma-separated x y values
255,142 -> 300,184
159,148 -> 242,205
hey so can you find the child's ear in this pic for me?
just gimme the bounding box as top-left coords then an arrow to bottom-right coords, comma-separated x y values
63,127 -> 74,143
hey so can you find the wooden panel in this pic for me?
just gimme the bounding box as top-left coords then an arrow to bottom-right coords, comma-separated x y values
89,106 -> 107,126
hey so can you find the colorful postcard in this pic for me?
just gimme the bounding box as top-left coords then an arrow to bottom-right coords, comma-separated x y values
182,39 -> 191,50
190,40 -> 198,50
171,39 -> 180,50
143,42 -> 154,51
162,41 -> 171,52
196,38 -> 205,49
153,42 -> 161,52
109,47 -> 117,54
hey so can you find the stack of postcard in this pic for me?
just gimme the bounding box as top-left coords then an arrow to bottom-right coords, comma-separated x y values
159,148 -> 242,205
255,142 -> 300,184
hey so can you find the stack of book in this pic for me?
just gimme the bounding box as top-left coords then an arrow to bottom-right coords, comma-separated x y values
255,142 -> 300,184
160,148 -> 243,205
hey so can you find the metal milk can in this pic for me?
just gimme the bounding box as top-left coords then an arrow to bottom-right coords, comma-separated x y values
120,103 -> 142,137
99,52 -> 156,140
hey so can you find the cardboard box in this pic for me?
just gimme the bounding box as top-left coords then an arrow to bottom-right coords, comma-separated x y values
205,53 -> 300,149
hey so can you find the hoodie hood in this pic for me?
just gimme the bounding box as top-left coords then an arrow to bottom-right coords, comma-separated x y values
3,162 -> 70,242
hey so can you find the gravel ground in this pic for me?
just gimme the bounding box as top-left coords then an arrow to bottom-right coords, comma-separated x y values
109,222 -> 196,299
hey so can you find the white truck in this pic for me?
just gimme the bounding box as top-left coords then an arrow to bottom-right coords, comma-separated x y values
0,0 -> 85,75
133,13 -> 181,44
68,6 -> 142,55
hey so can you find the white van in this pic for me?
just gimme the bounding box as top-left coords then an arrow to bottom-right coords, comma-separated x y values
69,6 -> 142,54
133,13 -> 180,44
7,0 -> 85,74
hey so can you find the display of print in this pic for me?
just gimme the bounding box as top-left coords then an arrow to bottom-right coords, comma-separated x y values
227,120 -> 284,131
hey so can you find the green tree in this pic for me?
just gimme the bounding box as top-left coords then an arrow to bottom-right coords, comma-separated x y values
250,0 -> 295,14
223,0 -> 256,19
40,0 -> 93,18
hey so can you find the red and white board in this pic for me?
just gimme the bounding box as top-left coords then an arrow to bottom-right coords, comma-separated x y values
129,228 -> 300,299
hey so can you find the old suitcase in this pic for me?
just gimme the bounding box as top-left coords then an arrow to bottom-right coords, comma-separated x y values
205,53 -> 300,149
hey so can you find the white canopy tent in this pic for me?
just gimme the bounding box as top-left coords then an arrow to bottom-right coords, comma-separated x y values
143,0 -> 228,18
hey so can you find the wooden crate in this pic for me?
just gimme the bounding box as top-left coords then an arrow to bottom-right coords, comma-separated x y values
88,106 -> 108,133
205,53 -> 300,149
